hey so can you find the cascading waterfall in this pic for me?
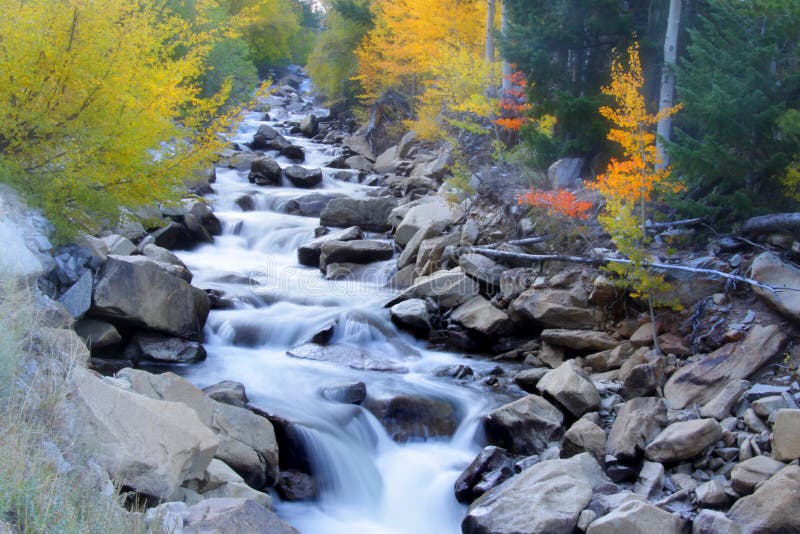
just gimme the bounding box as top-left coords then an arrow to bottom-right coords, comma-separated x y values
175,78 -> 508,533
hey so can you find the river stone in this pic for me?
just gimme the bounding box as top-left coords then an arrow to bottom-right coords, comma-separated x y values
319,240 -> 394,270
634,460 -> 665,499
62,368 -> 218,499
395,198 -> 458,246
100,234 -> 136,256
540,329 -> 617,352
455,446 -> 515,504
321,381 -> 367,404
451,296 -> 510,337
248,157 -> 282,186
364,394 -> 457,441
483,394 -> 564,455
113,254 -> 193,282
344,155 -> 373,172
57,269 -> 92,319
388,196 -> 441,227
750,252 -> 800,322
297,226 -> 362,267
772,409 -> 800,461
513,368 -> 550,393
151,220 -> 210,250
730,455 -> 787,495
415,232 -> 459,276
728,465 -> 800,533
117,369 -> 280,489
389,269 -> 480,310
203,381 -> 248,408
188,201 -> 222,237
459,253 -> 504,290
73,318 -> 121,350
586,499 -> 688,534
509,289 -> 597,330
287,343 -> 407,373
463,453 -> 608,534
277,470 -> 317,501
562,416 -> 607,462
91,256 -> 210,339
692,509 -> 742,534
284,165 -> 322,188
300,114 -> 318,137
390,299 -> 431,332
184,498 -> 299,534
285,192 -> 346,217
320,197 -> 398,232
644,418 -> 722,463
142,244 -> 188,270
663,324 -> 788,409
129,332 -> 207,364
537,360 -> 601,417
251,124 -> 290,151
397,222 -> 444,270
607,397 -> 667,462
343,134 -> 375,160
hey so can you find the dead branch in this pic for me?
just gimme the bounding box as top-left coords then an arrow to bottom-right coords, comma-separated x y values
742,213 -> 800,235
646,217 -> 705,231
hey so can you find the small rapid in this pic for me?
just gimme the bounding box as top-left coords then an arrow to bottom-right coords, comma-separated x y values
175,79 -> 506,533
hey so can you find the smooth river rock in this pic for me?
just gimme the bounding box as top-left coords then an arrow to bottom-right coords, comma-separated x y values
483,394 -> 564,455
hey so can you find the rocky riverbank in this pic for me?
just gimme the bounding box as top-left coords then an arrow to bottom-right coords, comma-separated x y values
4,68 -> 800,533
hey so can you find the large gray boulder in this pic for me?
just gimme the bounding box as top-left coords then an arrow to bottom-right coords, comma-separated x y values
320,197 -> 399,232
483,394 -> 564,455
285,192 -> 347,217
462,453 -> 609,534
319,240 -> 394,270
364,394 -> 457,441
390,299 -> 431,332
728,465 -> 800,533
731,455 -> 786,495
297,226 -> 362,267
389,269 -> 480,310
251,124 -> 291,152
451,296 -> 510,337
537,361 -> 601,418
548,158 -> 585,189
586,499 -> 688,534
184,498 -> 299,534
750,252 -> 800,322
644,419 -> 722,463
772,409 -> 800,461
248,157 -> 282,186
459,253 -> 504,290
300,114 -> 319,138
510,288 -> 598,330
664,325 -> 787,409
0,217 -> 45,283
91,256 -> 209,339
62,368 -> 218,499
607,397 -> 667,461
284,165 -> 323,188
394,198 -> 459,246
117,369 -> 280,489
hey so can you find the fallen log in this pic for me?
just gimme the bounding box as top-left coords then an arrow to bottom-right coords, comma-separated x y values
646,217 -> 705,231
742,213 -> 800,235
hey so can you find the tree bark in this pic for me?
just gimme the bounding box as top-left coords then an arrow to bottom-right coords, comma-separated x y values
656,0 -> 681,169
501,1 -> 513,94
485,0 -> 496,64
742,213 -> 800,235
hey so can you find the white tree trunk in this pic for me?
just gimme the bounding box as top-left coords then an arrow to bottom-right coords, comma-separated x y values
501,1 -> 513,94
486,0 -> 496,64
656,0 -> 682,169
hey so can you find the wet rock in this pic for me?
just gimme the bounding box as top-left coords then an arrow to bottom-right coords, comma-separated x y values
454,446 -> 515,504
285,192 -> 346,217
321,381 -> 367,404
586,499 -> 688,534
509,289 -> 598,330
284,165 -> 322,188
320,196 -> 398,232
728,465 -> 800,533
73,318 -> 121,350
277,470 -> 317,501
151,221 -> 210,250
319,240 -> 393,270
451,296 -> 510,337
299,114 -> 318,138
645,419 -> 722,463
607,397 -> 667,462
537,360 -> 601,418
229,151 -> 261,170
750,252 -> 800,322
129,332 -> 207,364
184,498 -> 299,534
91,256 -> 209,339
700,379 -> 751,420
483,394 -> 564,455
390,299 -> 431,333
364,394 -> 457,441
250,124 -> 290,151
463,453 -> 608,534
248,157 -> 282,186
287,343 -> 407,373
562,416 -> 607,462
389,269 -> 480,310
772,409 -> 800,461
187,201 -> 222,236
62,368 -> 218,499
730,455 -> 786,495
692,509 -> 741,534
540,328 -> 618,352
297,226 -> 362,267
203,381 -> 248,408
433,364 -> 474,380
395,198 -> 458,246
665,324 -> 788,410
236,195 -> 256,211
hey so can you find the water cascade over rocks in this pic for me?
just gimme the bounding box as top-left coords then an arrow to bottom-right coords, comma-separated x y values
174,78 -> 507,533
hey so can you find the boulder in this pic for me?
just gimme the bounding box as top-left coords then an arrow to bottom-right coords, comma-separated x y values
343,134 -> 375,160
202,381 -> 248,408
91,256 -> 209,339
414,232 -> 459,276
459,253 -> 504,290
621,355 -> 665,400
117,369 -> 280,489
187,202 -> 222,236
37,327 -> 90,367
373,145 -> 399,174
483,394 -> 564,455
297,226 -> 362,267
562,417 -> 607,462
142,244 -> 188,270
250,124 -> 290,151
463,453 -> 608,534
586,499 -> 687,534
0,217 -> 45,283
344,155 -> 374,172
513,368 -> 549,393
321,381 -> 367,405
129,332 -> 206,364
248,157 -> 282,186
772,409 -> 800,461
320,197 -> 399,232
451,296 -> 510,337
510,289 -> 598,330
634,461 -> 665,499
692,510 -> 742,534
537,361 -> 601,417
184,498 -> 299,534
397,222 -> 444,270
730,455 -> 786,495
390,299 -> 431,332
284,165 -> 323,188
548,158 -> 585,189
73,318 -> 121,350
287,343 -> 407,373
663,325 -> 788,409
454,446 -> 515,504
750,252 -> 800,322
299,114 -> 319,138
394,198 -> 458,246
100,234 -> 136,256
389,269 -> 480,310
276,470 -> 317,501
281,145 -> 306,162
728,465 -> 800,533
151,221 -> 211,250
58,270 -> 92,319
62,368 -> 218,499
644,419 -> 722,463
229,152 -> 261,171
319,240 -> 394,270
700,379 -> 751,420
607,397 -> 667,462
540,329 -> 617,352
285,192 -> 346,217
364,394 -> 457,441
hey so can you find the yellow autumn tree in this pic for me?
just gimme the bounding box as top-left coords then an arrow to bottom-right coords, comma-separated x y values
355,0 -> 496,138
0,0 -> 244,240
592,43 -> 683,306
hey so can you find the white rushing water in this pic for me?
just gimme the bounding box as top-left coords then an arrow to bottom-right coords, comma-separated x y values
176,82 -> 506,533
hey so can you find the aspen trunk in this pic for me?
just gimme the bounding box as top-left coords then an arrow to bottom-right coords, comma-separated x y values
656,0 -> 681,169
